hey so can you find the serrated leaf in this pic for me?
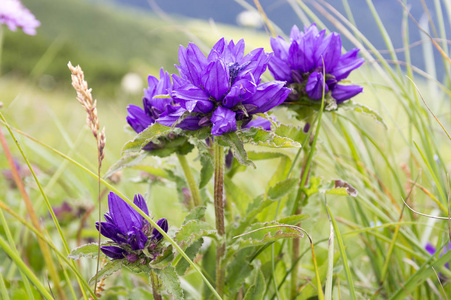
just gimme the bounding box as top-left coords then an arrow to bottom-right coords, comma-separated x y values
267,178 -> 298,200
233,222 -> 303,249
104,152 -> 148,179
199,154 -> 214,188
155,266 -> 184,299
241,127 -> 301,148
231,195 -> 275,236
175,220 -> 216,249
89,260 -> 123,284
221,132 -> 255,167
183,207 -> 207,224
175,238 -> 203,276
122,123 -> 173,153
123,261 -> 150,274
340,100 -> 387,129
274,123 -> 308,144
150,245 -> 174,269
226,248 -> 254,295
68,243 -> 100,260
243,270 -> 265,300
276,214 -> 309,225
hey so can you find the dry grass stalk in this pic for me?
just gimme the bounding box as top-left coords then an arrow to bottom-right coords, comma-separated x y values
67,61 -> 106,167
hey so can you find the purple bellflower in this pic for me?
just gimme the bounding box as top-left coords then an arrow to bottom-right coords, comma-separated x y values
0,0 -> 40,35
157,38 -> 291,136
96,192 -> 168,261
268,24 -> 364,105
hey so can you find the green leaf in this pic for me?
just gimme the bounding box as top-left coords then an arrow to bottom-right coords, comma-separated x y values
199,153 -> 214,189
233,222 -> 303,249
274,123 -> 308,144
175,220 -> 216,249
150,245 -> 174,269
267,178 -> 298,200
122,123 -> 173,153
241,127 -> 301,148
89,260 -> 123,284
123,261 -> 149,274
175,238 -> 203,276
231,195 -> 275,235
243,270 -> 266,300
226,248 -> 254,295
182,207 -> 207,224
68,243 -> 100,260
221,132 -> 255,167
339,100 -> 387,129
276,214 -> 309,225
155,266 -> 184,299
104,152 -> 147,179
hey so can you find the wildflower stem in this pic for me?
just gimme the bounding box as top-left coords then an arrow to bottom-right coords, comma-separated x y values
213,141 -> 225,297
150,271 -> 162,300
177,154 -> 201,208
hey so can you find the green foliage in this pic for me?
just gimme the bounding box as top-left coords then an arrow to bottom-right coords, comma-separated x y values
68,243 -> 101,260
175,220 -> 217,249
243,270 -> 266,300
88,260 -> 123,284
155,266 -> 185,299
175,238 -> 203,276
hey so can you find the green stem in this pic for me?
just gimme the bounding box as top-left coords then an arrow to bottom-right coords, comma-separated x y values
150,271 -> 162,300
0,236 -> 54,300
214,141 -> 225,297
177,154 -> 201,208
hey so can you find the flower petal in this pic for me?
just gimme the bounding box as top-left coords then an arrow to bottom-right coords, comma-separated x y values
95,221 -> 127,244
100,246 -> 128,260
152,218 -> 169,242
210,107 -> 237,136
172,84 -> 214,113
126,105 -> 153,133
108,192 -> 142,234
128,227 -> 148,250
177,44 -> 207,86
243,81 -> 291,114
268,55 -> 292,83
201,60 -> 230,100
331,84 -> 363,103
223,74 -> 257,108
315,32 -> 342,73
242,116 -> 272,131
133,193 -> 149,226
306,72 -> 329,100
330,48 -> 364,81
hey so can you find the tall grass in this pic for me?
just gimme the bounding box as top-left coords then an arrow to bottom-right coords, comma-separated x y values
0,0 -> 451,299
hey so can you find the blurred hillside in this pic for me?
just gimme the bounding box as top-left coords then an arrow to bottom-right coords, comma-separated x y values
2,0 -> 191,97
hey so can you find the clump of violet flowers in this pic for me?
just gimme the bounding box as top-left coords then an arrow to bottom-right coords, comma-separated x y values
96,192 -> 168,263
127,38 -> 291,137
269,24 -> 364,109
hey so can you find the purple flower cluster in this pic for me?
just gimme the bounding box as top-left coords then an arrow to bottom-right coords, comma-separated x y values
426,242 -> 451,269
269,24 -> 364,104
127,38 -> 291,136
96,192 -> 168,261
0,0 -> 40,35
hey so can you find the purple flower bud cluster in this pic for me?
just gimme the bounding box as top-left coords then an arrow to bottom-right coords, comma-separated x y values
268,24 -> 364,104
96,192 -> 168,261
0,0 -> 40,35
127,38 -> 291,136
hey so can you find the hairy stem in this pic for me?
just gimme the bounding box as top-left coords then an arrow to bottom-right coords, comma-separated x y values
150,271 -> 162,300
177,154 -> 202,208
214,141 -> 225,297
